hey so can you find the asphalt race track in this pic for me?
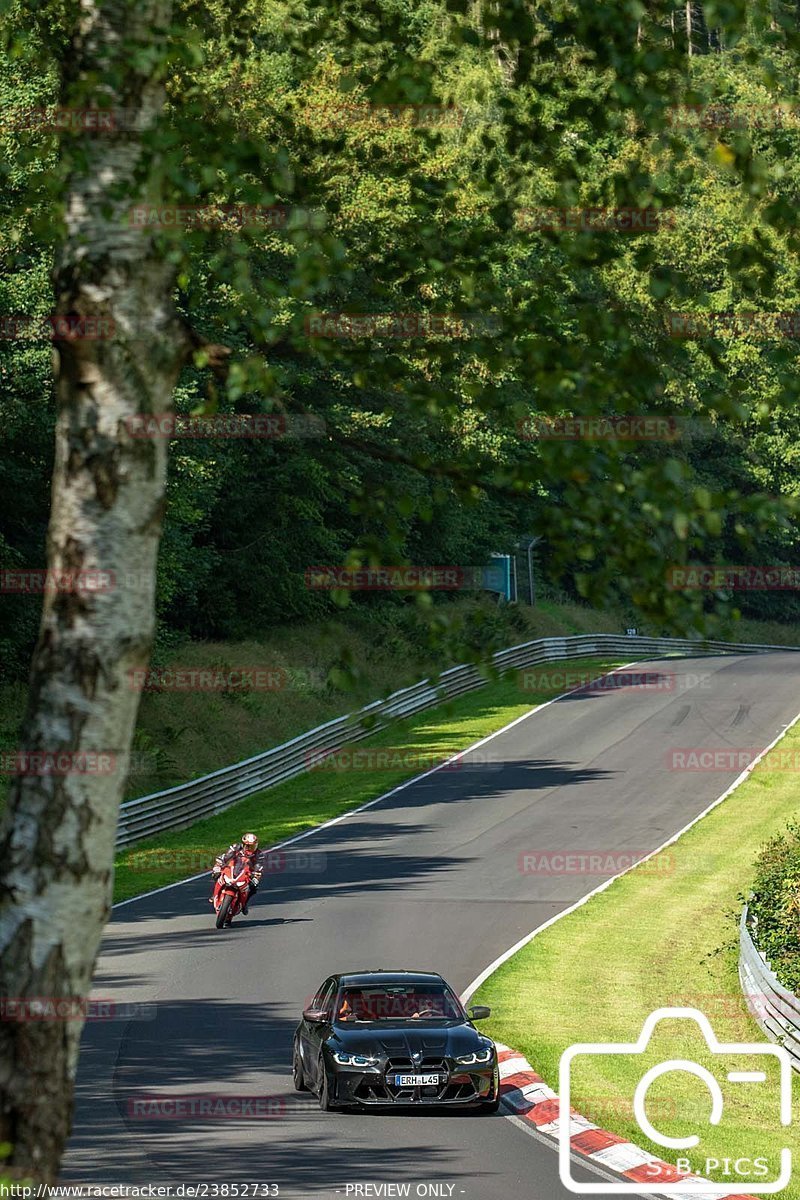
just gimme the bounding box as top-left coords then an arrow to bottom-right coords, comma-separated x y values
63,653 -> 800,1198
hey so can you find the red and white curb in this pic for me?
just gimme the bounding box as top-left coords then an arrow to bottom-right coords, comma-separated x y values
496,1044 -> 757,1199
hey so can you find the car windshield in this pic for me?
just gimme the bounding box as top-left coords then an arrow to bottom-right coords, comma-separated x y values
335,984 -> 463,1022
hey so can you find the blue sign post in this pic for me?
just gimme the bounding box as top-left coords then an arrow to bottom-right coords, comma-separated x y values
480,554 -> 514,601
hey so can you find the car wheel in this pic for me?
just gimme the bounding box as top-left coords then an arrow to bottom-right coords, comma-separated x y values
317,1057 -> 338,1111
480,1095 -> 501,1113
292,1039 -> 308,1092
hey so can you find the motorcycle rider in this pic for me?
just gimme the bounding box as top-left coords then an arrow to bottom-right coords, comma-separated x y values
210,832 -> 262,914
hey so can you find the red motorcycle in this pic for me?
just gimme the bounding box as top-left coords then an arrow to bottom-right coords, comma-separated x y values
211,854 -> 252,929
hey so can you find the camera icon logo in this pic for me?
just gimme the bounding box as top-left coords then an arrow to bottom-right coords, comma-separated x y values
558,1007 -> 792,1194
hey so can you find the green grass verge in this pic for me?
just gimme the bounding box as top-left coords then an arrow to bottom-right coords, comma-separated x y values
113,656 -> 625,903
1,598 -> 633,807
476,714 -> 800,1196
3,597 -> 796,812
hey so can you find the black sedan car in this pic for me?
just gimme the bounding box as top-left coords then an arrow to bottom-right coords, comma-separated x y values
292,970 -> 500,1111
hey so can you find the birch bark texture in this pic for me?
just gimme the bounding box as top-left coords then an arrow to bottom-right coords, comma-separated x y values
0,0 -> 188,1176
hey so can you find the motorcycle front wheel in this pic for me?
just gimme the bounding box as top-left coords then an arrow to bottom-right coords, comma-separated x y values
215,894 -> 233,929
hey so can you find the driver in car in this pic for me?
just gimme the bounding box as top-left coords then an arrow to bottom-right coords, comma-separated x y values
337,991 -> 442,1020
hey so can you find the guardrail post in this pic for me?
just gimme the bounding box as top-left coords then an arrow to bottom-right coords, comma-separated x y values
114,635 -> 800,849
739,905 -> 800,1071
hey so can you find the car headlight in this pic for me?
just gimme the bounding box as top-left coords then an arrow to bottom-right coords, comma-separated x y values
455,1048 -> 493,1065
333,1051 -> 379,1066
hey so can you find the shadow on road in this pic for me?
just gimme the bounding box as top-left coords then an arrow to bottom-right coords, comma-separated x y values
107,753 -> 614,944
68,999 -> 495,1191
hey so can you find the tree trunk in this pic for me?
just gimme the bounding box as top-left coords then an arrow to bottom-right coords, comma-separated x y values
682,2 -> 714,55
0,0 -> 189,1178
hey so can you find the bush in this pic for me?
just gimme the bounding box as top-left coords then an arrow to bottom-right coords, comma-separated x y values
748,820 -> 800,994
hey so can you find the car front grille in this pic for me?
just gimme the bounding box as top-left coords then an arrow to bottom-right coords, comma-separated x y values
385,1057 -> 448,1076
351,1055 -> 488,1104
384,1057 -> 450,1101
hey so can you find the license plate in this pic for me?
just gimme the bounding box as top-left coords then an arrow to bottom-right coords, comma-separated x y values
391,1073 -> 442,1086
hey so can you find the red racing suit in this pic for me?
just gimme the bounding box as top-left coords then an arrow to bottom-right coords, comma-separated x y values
211,843 -> 263,903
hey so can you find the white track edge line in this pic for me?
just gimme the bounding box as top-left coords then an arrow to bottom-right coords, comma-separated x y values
502,1111 -> 665,1200
463,695 -> 800,1192
113,657 -> 646,908
499,1057 -> 743,1200
461,698 -> 800,1003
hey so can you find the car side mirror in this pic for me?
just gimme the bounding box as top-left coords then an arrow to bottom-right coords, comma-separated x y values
303,1007 -> 329,1023
468,1005 -> 491,1020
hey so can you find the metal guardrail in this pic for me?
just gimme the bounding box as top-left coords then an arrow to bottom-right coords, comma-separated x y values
116,631 -> 800,848
739,907 -> 800,1071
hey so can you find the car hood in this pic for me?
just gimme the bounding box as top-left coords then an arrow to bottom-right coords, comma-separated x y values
329,1021 -> 492,1059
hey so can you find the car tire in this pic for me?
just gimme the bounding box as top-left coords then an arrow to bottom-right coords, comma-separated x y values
292,1040 -> 308,1092
317,1058 -> 338,1111
479,1095 -> 501,1113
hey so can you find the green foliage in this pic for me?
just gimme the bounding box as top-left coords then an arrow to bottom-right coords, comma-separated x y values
1,0 -> 800,681
749,819 -> 800,993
